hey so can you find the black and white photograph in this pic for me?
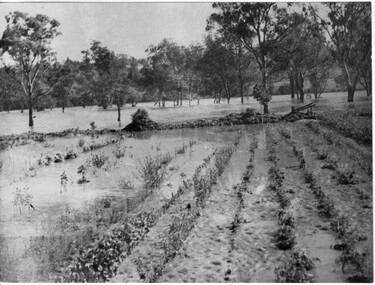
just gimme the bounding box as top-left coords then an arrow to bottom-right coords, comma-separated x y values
0,1 -> 372,282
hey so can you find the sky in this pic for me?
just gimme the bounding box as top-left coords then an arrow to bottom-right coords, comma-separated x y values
0,2 -> 215,62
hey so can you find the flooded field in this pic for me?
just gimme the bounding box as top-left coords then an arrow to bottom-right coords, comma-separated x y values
0,90 -> 370,136
0,113 -> 372,282
0,91 -> 372,282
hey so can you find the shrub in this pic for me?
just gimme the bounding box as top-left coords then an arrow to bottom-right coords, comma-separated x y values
131,108 -> 149,123
335,167 -> 359,185
139,153 -> 172,189
275,225 -> 296,250
90,152 -> 109,168
275,248 -> 315,282
64,149 -> 78,160
321,155 -> 338,170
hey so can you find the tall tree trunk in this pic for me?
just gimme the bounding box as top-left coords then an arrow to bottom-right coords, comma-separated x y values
117,102 -> 121,122
289,74 -> 295,99
347,85 -> 355,102
263,103 -> 269,114
28,95 -> 33,127
261,69 -> 269,114
239,77 -> 244,104
299,73 -> 304,101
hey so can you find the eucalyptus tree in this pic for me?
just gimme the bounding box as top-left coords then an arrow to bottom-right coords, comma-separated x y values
201,35 -> 238,104
208,3 -> 291,113
311,2 -> 371,102
271,11 -> 331,101
146,39 -> 186,107
1,11 -> 62,126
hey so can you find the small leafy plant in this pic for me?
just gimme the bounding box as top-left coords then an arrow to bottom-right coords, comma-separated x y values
335,167 -> 359,185
90,152 -> 109,168
12,186 -> 34,214
138,153 -> 172,189
275,248 -> 315,282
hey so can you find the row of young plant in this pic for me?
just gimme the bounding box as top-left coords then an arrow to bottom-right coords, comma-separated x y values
56,147 -> 202,283
297,121 -> 370,200
266,126 -> 316,283
228,136 -> 258,253
289,122 -> 369,201
303,171 -> 370,282
304,120 -> 372,176
134,142 -> 238,282
280,124 -> 370,282
317,110 -> 372,145
59,142 -> 222,283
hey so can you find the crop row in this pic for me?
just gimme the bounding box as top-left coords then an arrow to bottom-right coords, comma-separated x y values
266,127 -> 316,283
317,110 -> 372,145
280,125 -> 370,282
134,142 -> 238,282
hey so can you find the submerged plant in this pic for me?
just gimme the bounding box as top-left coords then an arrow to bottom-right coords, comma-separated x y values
77,165 -> 89,184
113,145 -> 127,159
12,186 -> 34,214
119,179 -> 134,190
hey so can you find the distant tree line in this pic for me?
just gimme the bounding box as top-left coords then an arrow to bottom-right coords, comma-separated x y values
0,2 -> 371,126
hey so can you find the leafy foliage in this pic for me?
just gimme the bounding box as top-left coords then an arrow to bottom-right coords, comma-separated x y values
275,248 -> 315,282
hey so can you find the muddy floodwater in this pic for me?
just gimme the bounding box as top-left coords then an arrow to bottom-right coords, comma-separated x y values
0,124 -> 264,280
0,91 -> 370,136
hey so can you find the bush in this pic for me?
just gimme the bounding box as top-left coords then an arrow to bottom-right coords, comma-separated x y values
139,153 -> 172,189
215,146 -> 234,176
275,225 -> 296,250
336,167 -> 359,185
275,248 -> 315,282
131,108 -> 149,124
90,152 -> 109,168
119,179 -> 134,190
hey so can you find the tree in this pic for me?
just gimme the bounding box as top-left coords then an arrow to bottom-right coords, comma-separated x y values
50,59 -> 77,112
1,11 -> 62,126
83,41 -> 130,121
146,39 -> 185,107
209,3 -> 291,113
201,35 -> 238,104
312,3 -> 371,102
271,11 -> 331,101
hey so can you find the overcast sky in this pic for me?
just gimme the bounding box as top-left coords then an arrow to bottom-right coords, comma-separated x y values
0,2 -> 214,62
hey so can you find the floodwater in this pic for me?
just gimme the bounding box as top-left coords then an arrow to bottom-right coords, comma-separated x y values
0,124 -> 264,280
0,90 -> 371,136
